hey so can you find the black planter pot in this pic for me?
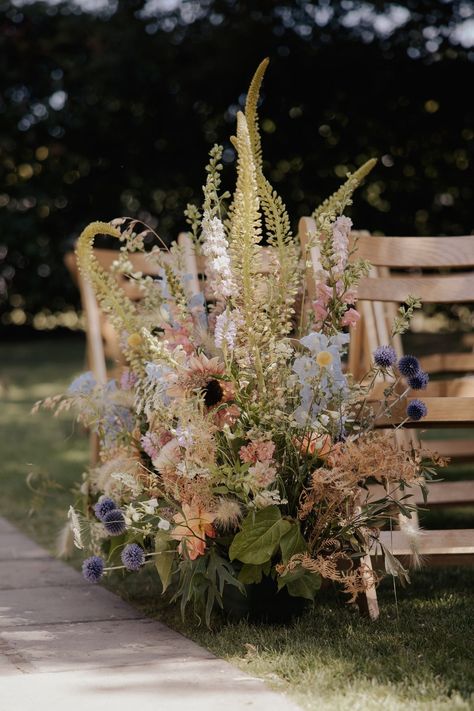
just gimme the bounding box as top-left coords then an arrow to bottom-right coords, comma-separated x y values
223,575 -> 308,623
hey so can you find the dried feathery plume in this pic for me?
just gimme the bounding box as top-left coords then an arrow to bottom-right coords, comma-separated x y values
67,505 -> 84,550
399,515 -> 424,569
56,520 -> 75,559
214,499 -> 242,531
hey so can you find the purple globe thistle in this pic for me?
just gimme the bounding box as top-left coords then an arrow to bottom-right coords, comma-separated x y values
94,497 -> 117,522
121,543 -> 145,571
398,355 -> 421,378
407,371 -> 429,390
103,509 -> 127,536
82,556 -> 104,583
373,345 -> 397,368
407,399 -> 428,421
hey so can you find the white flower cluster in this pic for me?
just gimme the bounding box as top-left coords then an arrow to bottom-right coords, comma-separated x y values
201,212 -> 235,299
214,310 -> 238,351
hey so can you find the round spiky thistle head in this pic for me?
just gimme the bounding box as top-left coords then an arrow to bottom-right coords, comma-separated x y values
406,399 -> 428,421
82,556 -> 104,583
398,355 -> 421,378
94,497 -> 117,522
373,345 -> 397,368
121,544 -> 145,571
103,509 -> 127,536
407,371 -> 429,391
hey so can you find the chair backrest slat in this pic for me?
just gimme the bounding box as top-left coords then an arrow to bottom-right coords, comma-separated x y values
350,234 -> 474,268
357,273 -> 474,303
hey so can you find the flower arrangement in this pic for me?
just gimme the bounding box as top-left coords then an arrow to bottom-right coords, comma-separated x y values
40,60 -> 443,625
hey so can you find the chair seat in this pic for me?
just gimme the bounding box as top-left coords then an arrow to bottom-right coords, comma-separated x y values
368,480 -> 474,507
373,529 -> 474,566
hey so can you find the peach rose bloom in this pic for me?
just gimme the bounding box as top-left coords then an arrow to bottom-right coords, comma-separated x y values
296,433 -> 332,459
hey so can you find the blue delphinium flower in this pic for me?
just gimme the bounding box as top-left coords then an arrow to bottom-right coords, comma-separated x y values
102,405 -> 134,450
398,355 -> 421,378
82,556 -> 104,583
103,509 -> 127,536
94,497 -> 117,522
407,371 -> 429,390
121,543 -> 145,571
407,399 -> 428,421
67,371 -> 96,395
373,345 -> 397,368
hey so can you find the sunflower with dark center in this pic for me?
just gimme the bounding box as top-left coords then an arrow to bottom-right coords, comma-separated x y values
202,378 -> 225,408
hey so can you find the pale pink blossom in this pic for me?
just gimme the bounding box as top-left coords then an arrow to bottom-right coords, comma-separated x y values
141,431 -> 160,460
249,460 -> 277,488
163,323 -> 194,355
315,283 -> 333,304
343,288 -> 358,304
120,369 -> 138,390
312,301 -> 328,323
332,216 -> 352,277
239,439 -> 276,464
341,307 -> 360,328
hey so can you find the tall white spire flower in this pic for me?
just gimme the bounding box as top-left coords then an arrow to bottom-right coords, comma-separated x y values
214,310 -> 238,351
201,212 -> 235,300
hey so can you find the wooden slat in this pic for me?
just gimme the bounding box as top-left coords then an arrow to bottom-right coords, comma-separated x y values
421,438 -> 474,460
419,353 -> 474,374
368,481 -> 474,506
373,397 -> 474,427
357,273 -> 474,303
350,233 -> 474,268
373,529 -> 474,566
369,377 -> 474,398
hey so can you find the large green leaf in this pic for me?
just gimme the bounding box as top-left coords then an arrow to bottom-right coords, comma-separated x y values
280,522 -> 307,563
237,560 -> 272,584
154,531 -> 176,593
278,566 -> 322,601
229,506 -> 291,565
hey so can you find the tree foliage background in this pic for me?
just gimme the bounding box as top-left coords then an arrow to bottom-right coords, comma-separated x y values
1,0 -> 473,329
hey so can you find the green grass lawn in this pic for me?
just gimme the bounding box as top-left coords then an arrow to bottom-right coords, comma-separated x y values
1,337 -> 473,711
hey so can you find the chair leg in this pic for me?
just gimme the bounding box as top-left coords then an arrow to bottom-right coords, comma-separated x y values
356,554 -> 380,620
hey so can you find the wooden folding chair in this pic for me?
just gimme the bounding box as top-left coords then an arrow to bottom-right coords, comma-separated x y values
298,217 -> 474,615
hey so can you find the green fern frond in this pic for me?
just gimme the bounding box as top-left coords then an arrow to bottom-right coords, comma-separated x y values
229,111 -> 266,392
245,57 -> 270,171
257,174 -> 300,335
312,158 -> 377,229
244,58 -> 300,337
162,261 -> 188,316
76,221 -> 138,336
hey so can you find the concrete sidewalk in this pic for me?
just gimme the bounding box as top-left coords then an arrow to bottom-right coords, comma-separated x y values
0,516 -> 301,711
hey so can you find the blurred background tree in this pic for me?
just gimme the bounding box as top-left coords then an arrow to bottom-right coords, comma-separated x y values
1,0 -> 473,332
